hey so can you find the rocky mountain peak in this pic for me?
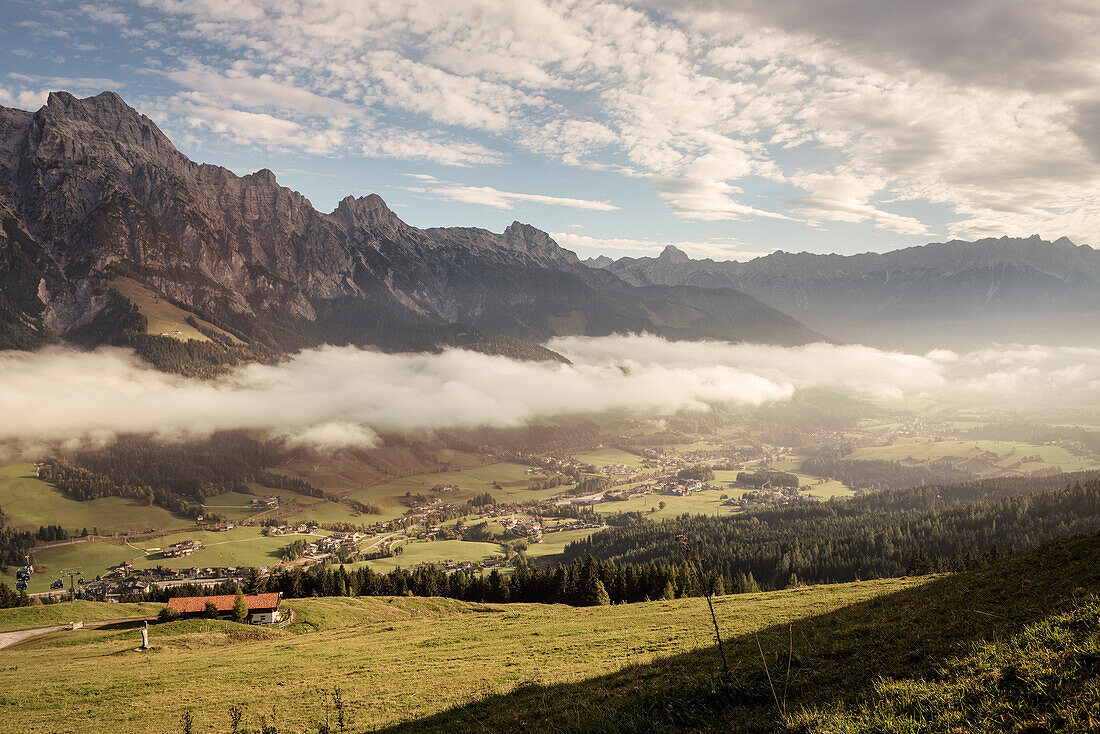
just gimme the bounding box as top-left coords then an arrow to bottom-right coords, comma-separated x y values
658,244 -> 691,264
502,221 -> 579,263
29,90 -> 181,171
332,193 -> 403,233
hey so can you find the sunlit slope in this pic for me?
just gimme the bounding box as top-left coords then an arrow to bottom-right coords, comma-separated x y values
0,578 -> 919,733
389,530 -> 1100,733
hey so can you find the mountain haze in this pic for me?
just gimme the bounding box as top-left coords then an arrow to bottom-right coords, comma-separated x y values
590,237 -> 1100,349
0,91 -> 817,372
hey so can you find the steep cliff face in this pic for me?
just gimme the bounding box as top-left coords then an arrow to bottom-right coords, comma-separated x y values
0,91 -> 819,367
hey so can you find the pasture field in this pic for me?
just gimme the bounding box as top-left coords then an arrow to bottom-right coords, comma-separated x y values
524,528 -> 602,560
0,461 -> 192,534
751,460 -> 857,499
570,447 -> 645,469
356,539 -> 504,572
342,462 -> 557,521
132,533 -> 318,570
281,499 -> 376,526
109,277 -> 241,343
593,488 -> 741,519
846,438 -> 1100,476
0,577 -> 921,734
0,540 -> 136,593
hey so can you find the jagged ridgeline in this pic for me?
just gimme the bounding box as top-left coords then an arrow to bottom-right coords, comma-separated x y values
590,237 -> 1100,349
0,91 -> 819,375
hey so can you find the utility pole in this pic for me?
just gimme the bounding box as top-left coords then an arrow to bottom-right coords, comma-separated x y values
60,568 -> 83,603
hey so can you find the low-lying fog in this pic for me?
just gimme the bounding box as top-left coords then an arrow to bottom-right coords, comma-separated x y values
2,334 -> 1098,451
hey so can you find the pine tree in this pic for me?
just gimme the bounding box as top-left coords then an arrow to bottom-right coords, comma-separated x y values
232,590 -> 249,623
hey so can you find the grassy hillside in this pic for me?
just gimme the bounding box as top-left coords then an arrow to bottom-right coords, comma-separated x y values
390,530 -> 1100,733
2,532 -> 1097,732
0,601 -> 160,632
847,438 -> 1099,476
0,578 -> 919,733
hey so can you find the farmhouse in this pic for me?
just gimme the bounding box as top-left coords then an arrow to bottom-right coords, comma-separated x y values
166,592 -> 282,624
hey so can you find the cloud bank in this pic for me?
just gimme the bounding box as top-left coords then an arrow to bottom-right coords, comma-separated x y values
2,336 -> 1099,451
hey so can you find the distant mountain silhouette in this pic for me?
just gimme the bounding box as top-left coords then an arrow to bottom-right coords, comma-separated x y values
588,237 -> 1100,348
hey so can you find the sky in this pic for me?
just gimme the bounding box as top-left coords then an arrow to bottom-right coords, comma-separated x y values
2,0 -> 1099,260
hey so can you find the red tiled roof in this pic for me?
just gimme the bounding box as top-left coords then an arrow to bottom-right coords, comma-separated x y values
167,592 -> 280,614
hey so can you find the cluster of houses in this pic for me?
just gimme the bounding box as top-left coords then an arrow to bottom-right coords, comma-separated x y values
75,564 -> 266,602
159,539 -> 202,558
496,517 -> 543,542
657,479 -> 707,496
292,531 -> 362,560
594,463 -> 637,476
262,522 -> 320,536
249,494 -> 280,510
722,484 -> 806,511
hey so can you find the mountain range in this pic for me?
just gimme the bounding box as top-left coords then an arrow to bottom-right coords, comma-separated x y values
589,237 -> 1100,349
0,91 -> 817,373
2,91 -> 1095,375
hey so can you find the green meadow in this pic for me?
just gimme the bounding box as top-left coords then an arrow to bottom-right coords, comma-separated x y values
0,461 -> 192,534
594,488 -> 742,519
570,447 -> 646,469
846,438 -> 1100,476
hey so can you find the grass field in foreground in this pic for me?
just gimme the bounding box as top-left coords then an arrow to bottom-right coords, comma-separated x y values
0,578 -> 921,734
0,601 -> 161,632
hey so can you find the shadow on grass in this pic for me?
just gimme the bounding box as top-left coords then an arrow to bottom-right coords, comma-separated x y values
95,620 -> 150,631
380,531 -> 1100,734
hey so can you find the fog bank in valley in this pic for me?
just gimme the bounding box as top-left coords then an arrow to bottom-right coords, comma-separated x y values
2,335 -> 1098,451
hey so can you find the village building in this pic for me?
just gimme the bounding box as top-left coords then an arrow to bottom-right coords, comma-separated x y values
166,592 -> 282,624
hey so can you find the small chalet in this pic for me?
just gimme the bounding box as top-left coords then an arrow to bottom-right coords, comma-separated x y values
166,592 -> 282,624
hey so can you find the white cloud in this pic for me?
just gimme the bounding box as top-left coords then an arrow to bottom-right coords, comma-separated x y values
29,0 -> 1100,240
4,337 -> 1097,450
408,181 -> 619,212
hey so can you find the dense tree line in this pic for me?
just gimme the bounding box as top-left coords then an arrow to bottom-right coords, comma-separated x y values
735,469 -> 798,488
156,555 -> 754,608
566,472 -> 1100,587
0,582 -> 31,609
37,432 -> 323,518
35,525 -> 69,542
801,451 -> 975,491
961,423 -> 1100,453
0,525 -> 35,570
470,419 -> 605,453
677,465 -> 716,482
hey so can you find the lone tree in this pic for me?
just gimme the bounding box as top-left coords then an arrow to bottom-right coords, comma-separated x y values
232,590 -> 248,623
